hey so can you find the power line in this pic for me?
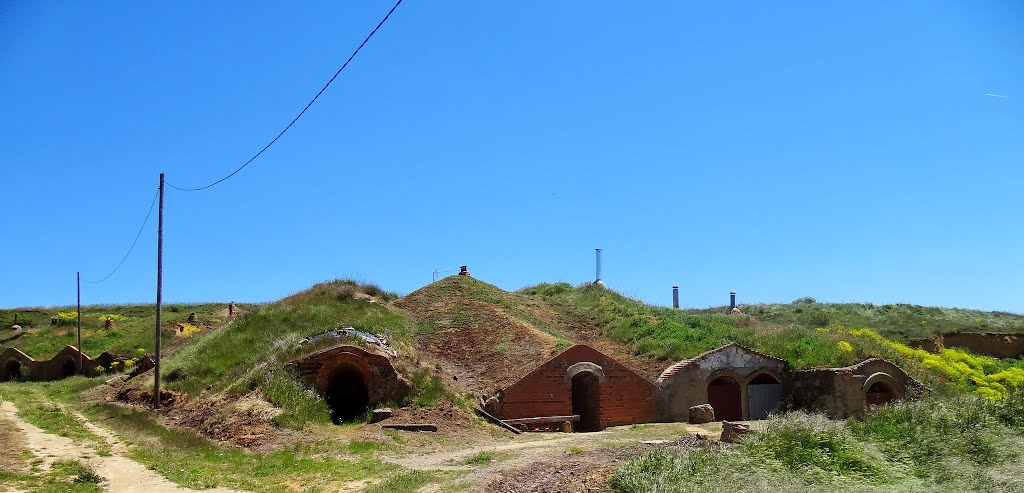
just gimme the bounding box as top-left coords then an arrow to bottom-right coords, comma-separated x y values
83,189 -> 160,284
167,0 -> 405,192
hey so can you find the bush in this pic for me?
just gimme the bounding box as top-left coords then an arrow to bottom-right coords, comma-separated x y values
851,394 -> 1012,481
54,311 -> 79,326
744,413 -> 890,482
848,328 -> 1024,398
408,369 -> 446,408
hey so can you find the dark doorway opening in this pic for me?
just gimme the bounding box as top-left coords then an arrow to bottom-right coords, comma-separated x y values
325,365 -> 370,424
747,373 -> 782,420
866,382 -> 894,407
708,376 -> 742,421
571,372 -> 601,432
2,360 -> 21,381
60,358 -> 76,378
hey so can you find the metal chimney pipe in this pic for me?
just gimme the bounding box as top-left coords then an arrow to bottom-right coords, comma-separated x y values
672,286 -> 679,309
595,248 -> 603,283
729,291 -> 736,310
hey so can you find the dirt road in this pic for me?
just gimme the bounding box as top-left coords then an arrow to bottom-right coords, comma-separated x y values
0,401 -> 244,493
381,421 -> 725,492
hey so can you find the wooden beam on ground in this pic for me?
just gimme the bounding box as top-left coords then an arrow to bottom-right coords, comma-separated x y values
502,415 -> 580,425
381,423 -> 438,432
474,407 -> 522,434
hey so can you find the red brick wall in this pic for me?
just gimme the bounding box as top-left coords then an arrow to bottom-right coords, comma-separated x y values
498,345 -> 659,429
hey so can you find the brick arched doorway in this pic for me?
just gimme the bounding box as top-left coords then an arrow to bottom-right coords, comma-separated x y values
324,364 -> 370,424
708,376 -> 742,421
571,371 -> 601,432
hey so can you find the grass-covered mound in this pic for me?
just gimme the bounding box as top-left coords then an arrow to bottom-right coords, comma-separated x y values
160,280 -> 418,429
610,391 -> 1024,493
395,276 -> 577,394
522,283 -> 880,369
0,303 -> 231,359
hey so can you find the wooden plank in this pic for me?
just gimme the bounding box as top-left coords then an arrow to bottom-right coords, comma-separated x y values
381,423 -> 437,432
474,407 -> 522,434
502,415 -> 580,425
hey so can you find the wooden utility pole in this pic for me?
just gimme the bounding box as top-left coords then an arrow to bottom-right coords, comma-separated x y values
154,173 -> 164,409
77,271 -> 82,374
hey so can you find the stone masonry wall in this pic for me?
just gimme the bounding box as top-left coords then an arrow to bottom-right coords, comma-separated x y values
658,343 -> 789,421
790,358 -> 915,418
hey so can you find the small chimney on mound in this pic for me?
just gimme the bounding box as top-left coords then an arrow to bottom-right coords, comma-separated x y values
729,291 -> 737,310
593,248 -> 606,287
672,286 -> 679,309
458,265 -> 471,277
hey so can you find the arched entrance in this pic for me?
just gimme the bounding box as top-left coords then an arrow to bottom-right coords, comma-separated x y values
324,364 -> 370,424
2,360 -> 22,381
747,373 -> 782,420
708,376 -> 742,421
571,371 -> 601,432
866,381 -> 895,407
60,358 -> 76,379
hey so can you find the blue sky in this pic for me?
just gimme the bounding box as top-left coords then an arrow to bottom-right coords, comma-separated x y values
1,1 -> 1021,311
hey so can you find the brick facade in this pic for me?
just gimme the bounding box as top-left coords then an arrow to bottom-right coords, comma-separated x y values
287,344 -> 410,411
496,345 -> 660,430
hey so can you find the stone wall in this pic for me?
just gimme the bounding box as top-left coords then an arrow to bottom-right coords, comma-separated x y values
658,343 -> 789,421
496,345 -> 660,430
789,358 -> 916,418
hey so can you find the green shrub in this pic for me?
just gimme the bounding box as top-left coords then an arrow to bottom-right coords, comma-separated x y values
744,413 -> 889,482
409,369 -> 446,408
851,394 -> 1011,480
848,328 -> 1024,398
55,311 -> 79,326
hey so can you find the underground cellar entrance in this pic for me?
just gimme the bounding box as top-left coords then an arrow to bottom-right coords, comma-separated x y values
60,358 -> 76,379
866,381 -> 895,407
708,375 -> 742,421
571,371 -> 601,432
324,364 -> 370,424
2,360 -> 21,381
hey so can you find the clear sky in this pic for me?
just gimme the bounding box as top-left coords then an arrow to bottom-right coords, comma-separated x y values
1,1 -> 1021,312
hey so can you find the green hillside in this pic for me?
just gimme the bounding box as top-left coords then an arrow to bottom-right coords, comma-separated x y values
5,277 -> 1024,493
0,303 -> 234,359
734,301 -> 1024,341
522,283 -> 868,369
159,280 -> 430,429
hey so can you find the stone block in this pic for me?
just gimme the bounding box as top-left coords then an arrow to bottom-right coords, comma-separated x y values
371,408 -> 393,423
688,404 -> 715,424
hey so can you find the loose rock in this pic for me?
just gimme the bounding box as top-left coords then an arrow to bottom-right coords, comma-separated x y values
688,404 -> 715,424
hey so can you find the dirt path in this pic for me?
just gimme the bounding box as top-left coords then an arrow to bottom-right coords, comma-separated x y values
386,432 -> 582,471
387,421 -> 728,492
0,401 -> 244,493
388,421 -> 722,471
